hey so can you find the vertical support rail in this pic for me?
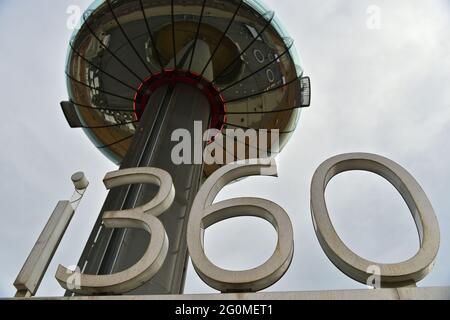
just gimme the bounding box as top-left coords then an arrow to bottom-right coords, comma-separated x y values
13,173 -> 89,297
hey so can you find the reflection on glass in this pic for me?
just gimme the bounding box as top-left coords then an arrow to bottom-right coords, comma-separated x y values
66,0 -> 306,174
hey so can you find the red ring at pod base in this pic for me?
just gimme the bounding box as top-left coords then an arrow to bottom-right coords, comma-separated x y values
133,69 -> 227,134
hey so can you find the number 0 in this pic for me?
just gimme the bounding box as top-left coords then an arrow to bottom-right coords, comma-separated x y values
310,153 -> 440,287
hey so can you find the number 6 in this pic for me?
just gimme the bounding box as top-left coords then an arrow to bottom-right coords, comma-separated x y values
187,160 -> 294,293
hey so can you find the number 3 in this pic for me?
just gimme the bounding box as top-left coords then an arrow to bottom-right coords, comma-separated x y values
56,167 -> 175,295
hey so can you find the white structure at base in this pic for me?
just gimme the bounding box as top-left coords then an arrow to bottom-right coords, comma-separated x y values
10,287 -> 450,300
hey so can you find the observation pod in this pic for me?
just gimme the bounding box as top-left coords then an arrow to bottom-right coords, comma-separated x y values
61,0 -> 311,296
64,0 -> 311,175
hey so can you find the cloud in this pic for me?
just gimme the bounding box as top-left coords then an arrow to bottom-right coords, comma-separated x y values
0,0 -> 448,297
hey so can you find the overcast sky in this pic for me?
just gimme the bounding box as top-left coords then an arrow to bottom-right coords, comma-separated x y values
0,0 -> 449,297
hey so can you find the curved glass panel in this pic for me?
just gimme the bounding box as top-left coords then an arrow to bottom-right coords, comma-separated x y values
243,0 -> 303,74
65,0 -> 306,173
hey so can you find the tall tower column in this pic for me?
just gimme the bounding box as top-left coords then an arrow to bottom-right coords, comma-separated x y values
62,0 -> 307,296
74,83 -> 210,295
